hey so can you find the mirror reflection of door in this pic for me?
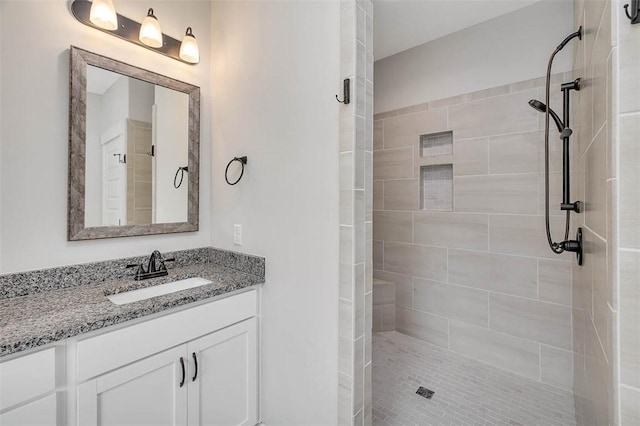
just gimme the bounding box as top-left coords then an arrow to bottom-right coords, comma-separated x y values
84,65 -> 189,227
100,123 -> 127,226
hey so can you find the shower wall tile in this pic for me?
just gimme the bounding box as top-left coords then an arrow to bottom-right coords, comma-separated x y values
373,270 -> 413,309
618,113 -> 640,249
373,120 -> 383,151
429,94 -> 467,109
383,242 -> 447,282
467,85 -> 510,101
618,4 -> 640,114
540,345 -> 573,390
454,174 -> 538,214
448,89 -> 538,139
538,259 -> 572,306
413,211 -> 488,251
413,278 -> 489,327
382,179 -> 419,211
396,307 -> 448,348
372,148 -> 413,180
372,240 -> 383,271
620,250 -> 640,389
338,1 -> 372,423
621,386 -> 640,426
372,75 -> 579,385
591,1 -> 611,137
449,321 -> 540,380
372,211 -> 412,243
488,214 -> 572,260
382,108 -> 448,149
448,250 -> 537,298
489,130 -> 559,174
489,293 -> 572,350
372,181 -> 383,211
452,137 -> 488,176
585,124 -> 607,239
396,102 -> 430,116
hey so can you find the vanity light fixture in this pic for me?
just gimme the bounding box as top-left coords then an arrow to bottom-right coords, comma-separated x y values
179,27 -> 200,64
70,0 -> 198,65
89,0 -> 118,30
139,8 -> 163,48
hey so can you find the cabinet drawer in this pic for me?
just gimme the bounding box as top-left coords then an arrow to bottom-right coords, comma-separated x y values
0,393 -> 57,426
0,348 -> 56,411
77,289 -> 257,382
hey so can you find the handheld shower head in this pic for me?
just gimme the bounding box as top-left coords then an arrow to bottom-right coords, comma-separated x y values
556,26 -> 582,51
529,99 -> 564,132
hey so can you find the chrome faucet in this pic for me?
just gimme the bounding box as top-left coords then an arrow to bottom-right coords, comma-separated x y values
126,250 -> 175,281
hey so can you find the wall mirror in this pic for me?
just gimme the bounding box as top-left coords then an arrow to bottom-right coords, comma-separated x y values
68,46 -> 200,240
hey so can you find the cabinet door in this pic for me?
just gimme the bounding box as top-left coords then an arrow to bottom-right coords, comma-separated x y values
77,346 -> 188,426
0,393 -> 57,426
187,318 -> 258,426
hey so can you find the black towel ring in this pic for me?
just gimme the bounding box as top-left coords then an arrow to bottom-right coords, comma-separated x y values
225,156 -> 248,185
174,166 -> 188,189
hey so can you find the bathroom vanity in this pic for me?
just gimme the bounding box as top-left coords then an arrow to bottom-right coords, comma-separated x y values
0,248 -> 264,426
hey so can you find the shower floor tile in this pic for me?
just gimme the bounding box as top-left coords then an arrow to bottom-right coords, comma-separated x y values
373,331 -> 577,426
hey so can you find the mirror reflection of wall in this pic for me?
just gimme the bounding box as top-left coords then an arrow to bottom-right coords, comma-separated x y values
84,65 -> 189,227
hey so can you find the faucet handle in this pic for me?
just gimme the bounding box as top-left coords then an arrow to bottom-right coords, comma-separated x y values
126,262 -> 147,279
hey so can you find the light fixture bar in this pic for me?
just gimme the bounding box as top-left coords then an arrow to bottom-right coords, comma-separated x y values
71,0 -> 194,65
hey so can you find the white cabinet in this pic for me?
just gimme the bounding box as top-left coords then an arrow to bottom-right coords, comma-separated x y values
0,289 -> 260,426
0,347 -> 58,426
77,346 -> 188,426
77,318 -> 257,426
74,290 -> 259,426
187,318 -> 257,426
0,393 -> 57,426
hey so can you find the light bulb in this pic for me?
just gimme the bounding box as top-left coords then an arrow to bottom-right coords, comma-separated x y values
179,27 -> 200,64
89,0 -> 118,30
139,8 -> 163,48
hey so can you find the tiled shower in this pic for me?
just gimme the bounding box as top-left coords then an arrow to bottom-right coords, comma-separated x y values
373,72 -> 576,387
370,1 -> 640,424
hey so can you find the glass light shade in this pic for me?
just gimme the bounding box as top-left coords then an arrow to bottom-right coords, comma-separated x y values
89,0 -> 118,30
139,8 -> 163,48
179,27 -> 200,64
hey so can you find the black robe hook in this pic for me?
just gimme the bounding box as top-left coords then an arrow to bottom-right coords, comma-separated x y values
336,78 -> 350,104
624,0 -> 640,23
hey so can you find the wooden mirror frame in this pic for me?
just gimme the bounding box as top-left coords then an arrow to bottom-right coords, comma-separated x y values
68,46 -> 200,240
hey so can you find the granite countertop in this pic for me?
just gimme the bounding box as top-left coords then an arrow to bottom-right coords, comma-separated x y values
0,262 -> 264,358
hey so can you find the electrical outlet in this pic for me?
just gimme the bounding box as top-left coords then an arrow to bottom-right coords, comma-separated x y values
233,224 -> 242,246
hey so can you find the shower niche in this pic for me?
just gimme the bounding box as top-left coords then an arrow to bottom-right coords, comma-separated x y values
419,131 -> 453,211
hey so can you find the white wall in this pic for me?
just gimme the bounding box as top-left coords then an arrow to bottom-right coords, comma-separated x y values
100,76 -> 129,132
128,78 -> 154,124
209,1 -> 340,423
0,1 -> 212,273
374,0 -> 575,113
154,86 -> 188,224
85,93 -> 103,226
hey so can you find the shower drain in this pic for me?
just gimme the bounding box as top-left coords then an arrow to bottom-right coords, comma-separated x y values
416,386 -> 435,399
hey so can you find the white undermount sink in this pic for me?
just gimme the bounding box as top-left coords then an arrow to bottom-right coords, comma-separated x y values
107,277 -> 213,305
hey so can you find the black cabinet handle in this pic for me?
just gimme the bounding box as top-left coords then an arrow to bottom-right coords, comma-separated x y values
179,357 -> 185,387
192,352 -> 198,381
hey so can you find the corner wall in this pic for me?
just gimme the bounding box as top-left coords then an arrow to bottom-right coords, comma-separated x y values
569,0 -> 617,424
0,1 -> 213,273
208,2 -> 340,423
610,0 -> 640,423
